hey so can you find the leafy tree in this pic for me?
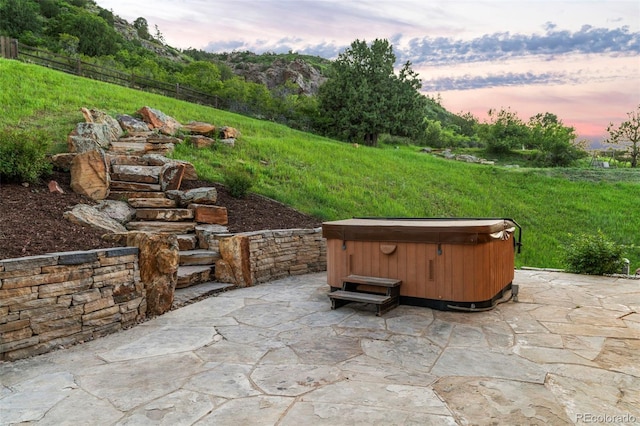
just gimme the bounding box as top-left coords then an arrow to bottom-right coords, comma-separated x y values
178,61 -> 223,94
605,105 -> 640,168
37,0 -> 61,19
131,58 -> 167,80
528,112 -> 583,166
48,9 -> 121,56
422,119 -> 443,147
98,8 -> 114,26
453,111 -> 478,137
318,39 -> 426,146
58,32 -> 79,56
478,108 -> 530,154
0,0 -> 42,36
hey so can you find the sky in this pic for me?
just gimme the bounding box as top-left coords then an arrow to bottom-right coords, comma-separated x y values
96,0 -> 640,144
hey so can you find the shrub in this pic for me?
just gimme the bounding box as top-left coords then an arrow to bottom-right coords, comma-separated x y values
0,129 -> 52,183
564,231 -> 625,275
223,167 -> 254,198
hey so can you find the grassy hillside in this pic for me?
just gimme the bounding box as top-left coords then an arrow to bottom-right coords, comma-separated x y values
2,59 -> 638,270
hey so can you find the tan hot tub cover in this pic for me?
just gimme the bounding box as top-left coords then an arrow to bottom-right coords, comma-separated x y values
322,218 -> 517,245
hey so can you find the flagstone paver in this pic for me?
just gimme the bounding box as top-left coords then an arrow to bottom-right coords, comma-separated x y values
1,270 -> 639,425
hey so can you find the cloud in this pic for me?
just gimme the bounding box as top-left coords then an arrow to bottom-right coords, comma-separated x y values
421,72 -> 572,91
202,23 -> 639,66
399,25 -> 640,66
203,40 -> 248,52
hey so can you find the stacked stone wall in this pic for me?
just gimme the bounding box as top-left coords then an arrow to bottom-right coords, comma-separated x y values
215,228 -> 326,286
0,247 -> 143,361
249,228 -> 326,283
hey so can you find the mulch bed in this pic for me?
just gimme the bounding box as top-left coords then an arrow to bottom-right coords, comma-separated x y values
0,171 -> 322,260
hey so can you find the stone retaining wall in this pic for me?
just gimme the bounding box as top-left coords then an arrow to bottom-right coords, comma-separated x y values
0,247 -> 143,361
0,228 -> 325,361
215,228 -> 326,287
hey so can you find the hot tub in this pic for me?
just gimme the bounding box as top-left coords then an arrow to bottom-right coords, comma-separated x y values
322,218 -> 521,311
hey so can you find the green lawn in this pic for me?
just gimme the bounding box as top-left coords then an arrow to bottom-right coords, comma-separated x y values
2,59 -> 638,270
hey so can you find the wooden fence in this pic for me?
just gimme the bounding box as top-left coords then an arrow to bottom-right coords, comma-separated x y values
0,37 -> 223,109
0,36 -> 18,59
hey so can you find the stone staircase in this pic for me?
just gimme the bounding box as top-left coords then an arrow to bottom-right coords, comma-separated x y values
105,149 -> 232,298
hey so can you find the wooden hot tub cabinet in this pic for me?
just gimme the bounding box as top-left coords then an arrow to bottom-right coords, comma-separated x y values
322,218 -> 521,311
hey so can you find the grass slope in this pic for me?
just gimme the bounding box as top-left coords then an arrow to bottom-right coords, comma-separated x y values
2,59 -> 638,270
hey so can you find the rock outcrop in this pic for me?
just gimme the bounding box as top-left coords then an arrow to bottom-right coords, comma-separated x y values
224,56 -> 328,96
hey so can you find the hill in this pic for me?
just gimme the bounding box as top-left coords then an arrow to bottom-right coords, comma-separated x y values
1,59 -> 638,270
0,0 -> 467,136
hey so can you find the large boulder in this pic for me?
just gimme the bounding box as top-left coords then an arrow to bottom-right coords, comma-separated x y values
67,123 -> 111,153
105,231 -> 179,316
116,114 -> 150,133
166,187 -> 217,207
215,235 -> 252,287
81,107 -> 124,141
94,200 -> 137,224
183,121 -> 215,136
137,106 -> 182,136
219,126 -> 240,139
63,204 -> 127,234
70,149 -> 110,200
50,153 -> 76,171
187,135 -> 215,149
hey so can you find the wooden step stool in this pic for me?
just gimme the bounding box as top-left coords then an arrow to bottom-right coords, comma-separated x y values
329,274 -> 402,316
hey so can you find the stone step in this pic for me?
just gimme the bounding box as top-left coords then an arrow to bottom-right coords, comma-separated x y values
177,265 -> 214,288
110,165 -> 161,184
147,135 -> 182,144
107,154 -> 150,167
127,197 -> 177,208
110,181 -> 162,192
189,204 -> 228,225
177,234 -> 198,251
180,249 -> 221,266
107,153 -> 169,167
117,135 -> 152,143
109,141 -> 174,156
136,208 -> 194,222
126,221 -> 197,233
173,281 -> 235,307
107,191 -> 166,201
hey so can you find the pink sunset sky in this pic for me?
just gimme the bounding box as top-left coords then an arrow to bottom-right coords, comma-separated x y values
97,0 -> 640,144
